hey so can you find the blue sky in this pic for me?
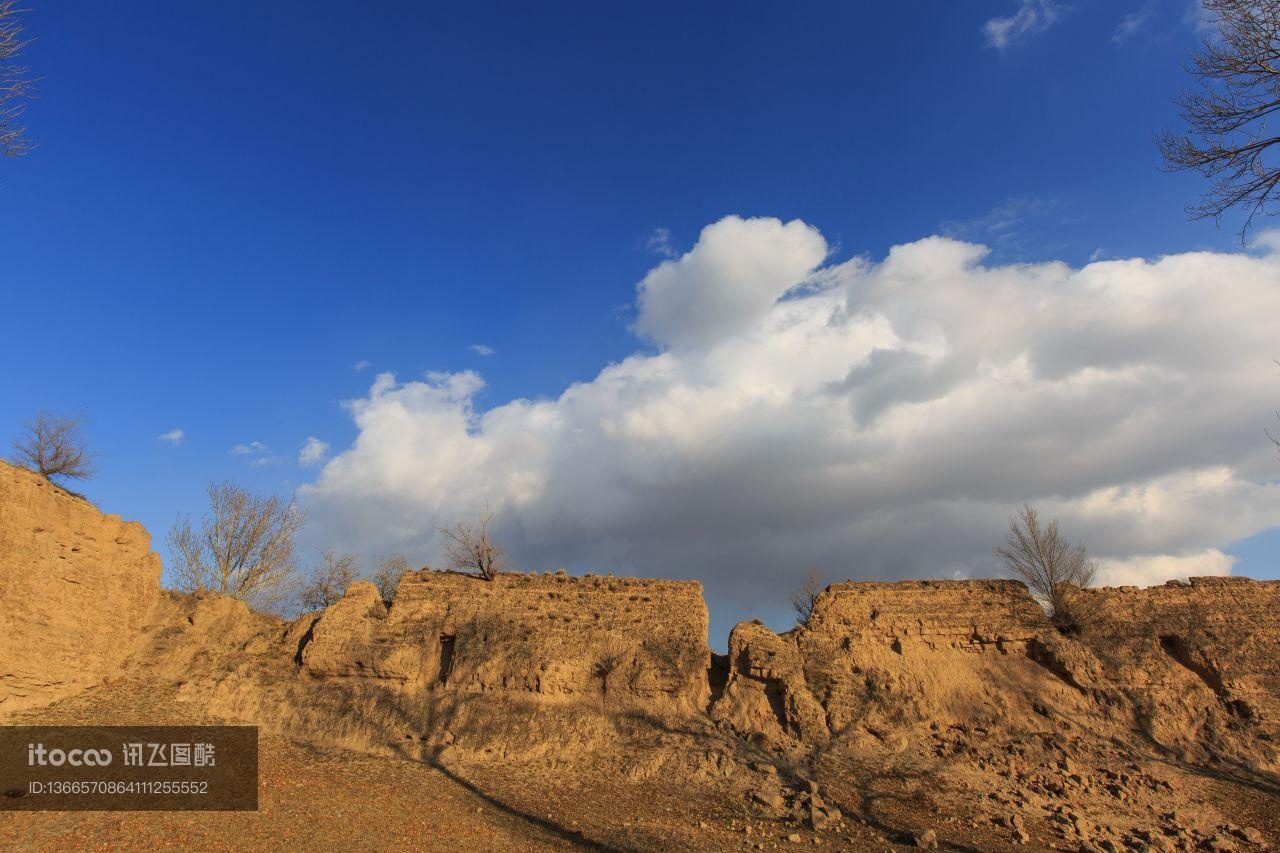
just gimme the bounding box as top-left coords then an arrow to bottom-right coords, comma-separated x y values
3,1 -> 1278,644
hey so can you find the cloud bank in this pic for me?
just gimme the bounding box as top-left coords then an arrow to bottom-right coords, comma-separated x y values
303,216 -> 1280,618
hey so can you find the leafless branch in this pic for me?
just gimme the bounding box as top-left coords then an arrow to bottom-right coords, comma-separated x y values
10,410 -> 95,483
0,2 -> 36,157
1159,1 -> 1280,238
790,569 -> 825,627
167,481 -> 306,612
438,512 -> 505,581
591,641 -> 629,707
372,553 -> 411,602
300,550 -> 360,611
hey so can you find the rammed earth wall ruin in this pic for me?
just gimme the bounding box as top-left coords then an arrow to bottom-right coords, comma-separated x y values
298,569 -> 711,714
1,456 -> 1277,773
0,463 -> 161,714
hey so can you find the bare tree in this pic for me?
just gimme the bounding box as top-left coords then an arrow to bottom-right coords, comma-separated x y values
11,411 -> 95,484
300,550 -> 359,611
439,512 -> 505,581
167,481 -> 305,611
790,569 -> 825,627
0,1 -> 35,157
1159,1 -> 1280,236
372,553 -> 411,602
998,504 -> 1097,633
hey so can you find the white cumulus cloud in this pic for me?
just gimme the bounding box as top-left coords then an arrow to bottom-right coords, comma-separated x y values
299,437 -> 330,467
1096,549 -> 1236,588
158,429 -> 184,445
635,215 -> 828,349
984,0 -> 1064,50
469,344 -> 495,357
301,216 -> 1280,621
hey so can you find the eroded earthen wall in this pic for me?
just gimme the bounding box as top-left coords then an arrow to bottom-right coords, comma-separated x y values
300,570 -> 711,714
1081,577 -> 1280,724
0,461 -> 161,713
713,579 -> 1053,744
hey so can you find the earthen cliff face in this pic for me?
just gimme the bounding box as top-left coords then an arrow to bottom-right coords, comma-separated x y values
0,462 -> 161,713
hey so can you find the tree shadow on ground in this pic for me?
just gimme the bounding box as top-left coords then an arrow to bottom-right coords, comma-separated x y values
1131,728 -> 1280,798
423,757 -> 625,852
383,687 -> 628,852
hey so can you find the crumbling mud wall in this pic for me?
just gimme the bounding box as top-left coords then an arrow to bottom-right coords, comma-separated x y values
1072,577 -> 1280,765
799,579 -> 1047,730
300,570 -> 711,715
0,461 -> 161,713
1083,578 -> 1280,722
120,573 -> 721,772
710,577 -> 1280,773
712,580 -> 1072,749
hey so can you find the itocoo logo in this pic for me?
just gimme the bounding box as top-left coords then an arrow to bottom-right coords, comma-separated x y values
27,743 -> 113,766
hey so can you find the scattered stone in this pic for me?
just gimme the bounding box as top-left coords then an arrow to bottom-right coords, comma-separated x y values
914,829 -> 939,849
752,790 -> 784,810
1231,826 -> 1265,845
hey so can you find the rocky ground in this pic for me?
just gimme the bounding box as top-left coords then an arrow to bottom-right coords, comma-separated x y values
2,679 -> 1276,852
